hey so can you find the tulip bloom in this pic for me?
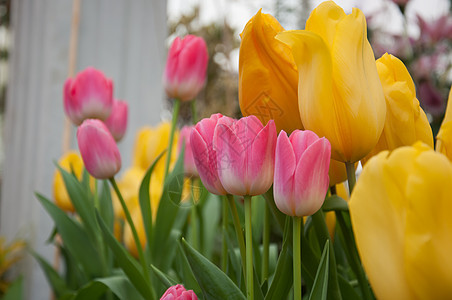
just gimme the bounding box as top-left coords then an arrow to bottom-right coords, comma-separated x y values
104,100 -> 128,142
191,114 -> 227,195
274,130 -> 330,216
213,115 -> 276,196
362,54 -> 433,164
178,126 -> 198,176
53,151 -> 92,212
77,119 -> 121,179
436,86 -> 452,161
160,284 -> 197,300
276,1 -> 386,163
163,35 -> 208,102
349,142 -> 452,300
239,10 -> 302,133
64,67 -> 113,125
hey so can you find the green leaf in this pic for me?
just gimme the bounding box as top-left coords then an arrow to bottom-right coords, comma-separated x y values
151,152 -> 184,267
31,251 -> 70,297
1,276 -> 23,300
308,240 -> 330,300
150,265 -> 178,289
265,217 -> 293,300
55,165 -> 99,242
263,187 -> 285,233
73,276 -> 145,300
201,193 -> 221,259
322,195 -> 348,212
98,180 -> 114,232
175,244 -> 201,295
36,193 -> 103,278
138,151 -> 165,253
181,239 -> 245,300
338,275 -> 361,300
96,212 -> 153,300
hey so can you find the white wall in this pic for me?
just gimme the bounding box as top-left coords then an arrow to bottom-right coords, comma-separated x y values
0,0 -> 167,299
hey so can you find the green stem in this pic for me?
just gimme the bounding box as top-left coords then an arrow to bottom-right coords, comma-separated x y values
93,179 -> 99,209
226,194 -> 247,278
293,217 -> 302,300
345,162 -> 356,195
262,202 -> 270,282
109,178 -> 153,296
336,211 -> 372,300
190,196 -> 199,250
244,195 -> 254,300
191,100 -> 198,124
222,199 -> 229,272
164,99 -> 181,180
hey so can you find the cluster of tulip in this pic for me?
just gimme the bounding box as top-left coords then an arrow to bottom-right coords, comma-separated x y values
38,1 -> 452,300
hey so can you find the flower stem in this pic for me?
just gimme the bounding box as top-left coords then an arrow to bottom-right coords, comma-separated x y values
262,202 -> 270,282
222,199 -> 229,272
345,162 -> 356,195
244,195 -> 254,300
293,216 -> 302,300
191,100 -> 198,124
109,178 -> 152,292
164,99 -> 181,180
226,194 -> 247,278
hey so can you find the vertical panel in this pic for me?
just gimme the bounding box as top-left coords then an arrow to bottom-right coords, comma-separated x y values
0,0 -> 167,298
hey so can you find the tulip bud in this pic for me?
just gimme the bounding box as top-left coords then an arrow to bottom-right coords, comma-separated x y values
178,126 -> 198,176
274,130 -> 331,217
163,35 -> 208,102
160,284 -> 198,300
191,114 -> 227,195
213,115 -> 276,196
276,1 -> 386,163
239,10 -> 303,133
104,100 -> 128,142
64,67 -> 113,125
77,119 -> 121,179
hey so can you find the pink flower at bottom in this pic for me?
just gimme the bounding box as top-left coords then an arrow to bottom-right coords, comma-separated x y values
160,284 -> 197,300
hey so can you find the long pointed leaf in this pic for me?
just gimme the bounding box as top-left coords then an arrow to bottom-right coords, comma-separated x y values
309,240 -> 330,300
36,193 -> 102,278
181,239 -> 245,300
32,251 -> 70,297
95,212 -> 153,300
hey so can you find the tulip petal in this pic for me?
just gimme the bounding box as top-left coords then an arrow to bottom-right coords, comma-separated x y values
214,123 -> 247,195
404,150 -> 452,299
239,10 -> 302,133
274,130 -> 296,216
289,130 -> 320,162
248,120 -> 276,195
293,138 -> 330,216
349,147 -> 420,300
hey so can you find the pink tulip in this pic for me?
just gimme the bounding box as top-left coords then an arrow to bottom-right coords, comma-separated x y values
64,67 -> 113,125
214,115 -> 276,196
160,284 -> 197,300
163,35 -> 208,101
179,126 -> 198,176
274,130 -> 331,217
77,119 -> 121,179
191,113 -> 227,195
104,100 -> 128,142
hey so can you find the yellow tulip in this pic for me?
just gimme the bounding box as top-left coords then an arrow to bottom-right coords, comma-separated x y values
276,1 -> 386,163
349,142 -> 452,300
239,9 -> 302,133
362,53 -> 433,165
53,151 -> 93,212
436,86 -> 452,160
132,123 -> 179,174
